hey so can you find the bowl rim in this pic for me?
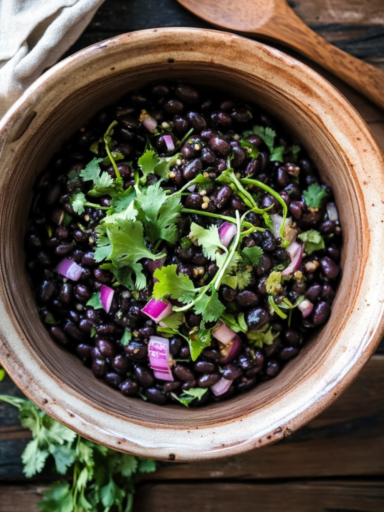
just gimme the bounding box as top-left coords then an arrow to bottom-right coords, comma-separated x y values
1,27 -> 384,461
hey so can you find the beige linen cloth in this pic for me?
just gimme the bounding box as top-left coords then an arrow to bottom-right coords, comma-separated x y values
0,0 -> 106,118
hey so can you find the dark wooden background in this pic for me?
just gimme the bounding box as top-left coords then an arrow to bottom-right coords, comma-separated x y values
1,0 -> 384,510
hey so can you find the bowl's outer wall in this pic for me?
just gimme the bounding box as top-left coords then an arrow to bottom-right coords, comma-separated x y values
0,28 -> 383,461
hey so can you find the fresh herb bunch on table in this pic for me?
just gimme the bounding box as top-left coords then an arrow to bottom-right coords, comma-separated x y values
25,82 -> 342,407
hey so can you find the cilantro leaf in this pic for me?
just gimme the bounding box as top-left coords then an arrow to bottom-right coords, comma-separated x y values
220,312 -> 248,333
241,139 -> 260,158
171,388 -> 208,407
241,246 -> 263,266
155,152 -> 182,179
121,330 -> 132,346
0,368 -> 5,382
188,329 -> 212,361
290,144 -> 301,162
80,158 -> 104,182
50,445 -> 75,475
136,182 -> 183,243
109,187 -> 136,213
298,229 -> 325,254
22,438 -> 49,477
161,312 -> 184,329
70,192 -> 87,215
38,481 -> 73,512
194,289 -> 225,323
266,271 -> 282,296
246,326 -> 279,348
86,292 -> 103,309
153,265 -> 196,303
138,150 -> 159,181
138,457 -> 157,473
303,183 -> 327,208
252,126 -> 285,162
87,171 -> 114,197
189,222 -> 226,261
100,477 -> 125,508
236,267 -> 253,290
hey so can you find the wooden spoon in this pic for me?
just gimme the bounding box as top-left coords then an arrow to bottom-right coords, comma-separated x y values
177,0 -> 384,110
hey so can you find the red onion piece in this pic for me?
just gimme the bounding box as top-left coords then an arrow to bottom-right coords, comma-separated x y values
140,111 -> 157,133
219,335 -> 242,364
163,134 -> 175,152
55,258 -> 82,281
282,242 -> 303,276
211,377 -> 233,396
270,214 -> 297,242
218,222 -> 237,248
298,299 -> 314,318
148,255 -> 167,274
212,322 -> 236,345
142,298 -> 172,323
326,202 -> 339,222
148,336 -> 174,382
270,214 -> 283,239
187,184 -> 197,192
100,285 -> 114,313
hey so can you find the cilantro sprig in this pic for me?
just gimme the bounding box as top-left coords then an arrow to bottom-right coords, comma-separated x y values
303,183 -> 327,209
0,394 -> 156,512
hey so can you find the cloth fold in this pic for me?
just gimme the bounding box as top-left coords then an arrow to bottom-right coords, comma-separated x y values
0,0 -> 105,118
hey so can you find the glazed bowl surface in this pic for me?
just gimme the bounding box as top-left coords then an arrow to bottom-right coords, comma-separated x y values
0,28 -> 384,461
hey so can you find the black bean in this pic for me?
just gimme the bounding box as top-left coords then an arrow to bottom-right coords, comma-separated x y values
327,246 -> 340,262
305,284 -> 322,302
265,359 -> 280,377
96,323 -> 115,336
321,284 -> 335,301
86,308 -> 103,325
75,284 -> 91,299
209,136 -> 231,157
55,226 -> 69,240
104,372 -> 122,389
174,364 -> 195,382
164,99 -> 184,115
194,361 -> 215,373
215,185 -> 232,208
37,251 -> 52,266
45,184 -> 61,205
231,106 -> 252,123
222,364 -> 242,380
276,167 -> 288,187
202,348 -> 220,361
312,301 -> 330,325
173,115 -> 190,135
237,377 -> 257,392
76,344 -> 93,359
134,366 -> 155,388
284,328 -> 300,347
125,340 -> 148,360
151,83 -> 170,97
279,346 -> 299,361
50,326 -> 69,346
82,252 -> 97,266
201,146 -> 216,164
55,243 -> 74,256
169,337 -> 182,356
177,262 -> 194,279
187,313 -> 202,327
179,345 -> 191,359
236,290 -> 259,308
145,387 -> 167,405
211,110 -> 232,128
256,254 -> 273,276
207,262 -> 218,276
120,379 -> 139,396
197,372 -> 220,387
183,159 -> 203,181
63,322 -> 87,342
186,112 -> 207,131
39,280 -> 57,302
97,339 -> 116,358
221,286 -> 237,302
92,358 -> 106,378
94,268 -> 113,284
79,319 -> 94,333
164,381 -> 181,392
136,326 -> 154,338
246,308 -> 270,330
320,257 -> 339,280
261,231 -> 277,252
112,354 -> 130,374
191,251 -> 207,265
68,310 -> 81,324
175,84 -> 200,104
185,192 -> 203,209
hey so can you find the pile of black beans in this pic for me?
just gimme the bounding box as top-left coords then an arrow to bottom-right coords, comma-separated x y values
25,82 -> 342,406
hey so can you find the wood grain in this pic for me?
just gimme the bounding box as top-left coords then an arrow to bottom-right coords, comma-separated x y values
1,356 -> 383,480
134,481 -> 384,512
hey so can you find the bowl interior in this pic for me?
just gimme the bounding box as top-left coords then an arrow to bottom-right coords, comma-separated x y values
0,61 -> 361,428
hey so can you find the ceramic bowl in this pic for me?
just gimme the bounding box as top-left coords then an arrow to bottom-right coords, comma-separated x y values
0,28 -> 384,461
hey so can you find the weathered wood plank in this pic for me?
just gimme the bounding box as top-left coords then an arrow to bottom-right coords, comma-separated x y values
1,356 -> 384,481
0,485 -> 44,512
134,481 -> 384,512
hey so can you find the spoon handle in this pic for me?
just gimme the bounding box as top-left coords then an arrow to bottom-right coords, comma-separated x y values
261,10 -> 384,110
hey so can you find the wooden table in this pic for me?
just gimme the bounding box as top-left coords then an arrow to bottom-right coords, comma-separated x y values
1,1 -> 384,510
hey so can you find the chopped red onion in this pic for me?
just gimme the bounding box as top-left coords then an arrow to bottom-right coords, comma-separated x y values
270,214 -> 297,242
148,255 -> 167,274
219,335 -> 242,364
218,222 -> 237,248
55,258 -> 82,281
211,377 -> 233,396
142,298 -> 172,323
298,299 -> 314,318
326,202 -> 339,222
282,242 -> 303,276
100,285 -> 114,313
163,134 -> 175,152
187,184 -> 197,192
212,322 -> 236,345
148,336 -> 174,382
140,111 -> 157,133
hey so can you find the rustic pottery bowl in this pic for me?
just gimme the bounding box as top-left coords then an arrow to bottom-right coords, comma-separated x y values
0,28 -> 384,461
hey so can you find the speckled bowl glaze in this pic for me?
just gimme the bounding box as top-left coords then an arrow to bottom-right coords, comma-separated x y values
0,28 -> 384,461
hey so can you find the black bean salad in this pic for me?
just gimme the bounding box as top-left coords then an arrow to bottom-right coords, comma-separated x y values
25,82 -> 342,407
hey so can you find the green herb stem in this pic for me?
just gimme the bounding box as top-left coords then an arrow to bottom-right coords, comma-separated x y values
104,120 -> 122,183
84,201 -> 109,210
268,295 -> 288,319
182,208 -> 254,230
214,210 -> 241,291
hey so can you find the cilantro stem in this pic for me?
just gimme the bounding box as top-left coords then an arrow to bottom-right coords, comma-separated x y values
178,127 -> 195,147
182,208 -> 254,230
125,493 -> 134,512
241,177 -> 288,244
84,201 -> 109,210
133,170 -> 141,195
214,210 -> 241,290
228,170 -> 256,208
268,295 -> 288,319
104,121 -> 122,183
